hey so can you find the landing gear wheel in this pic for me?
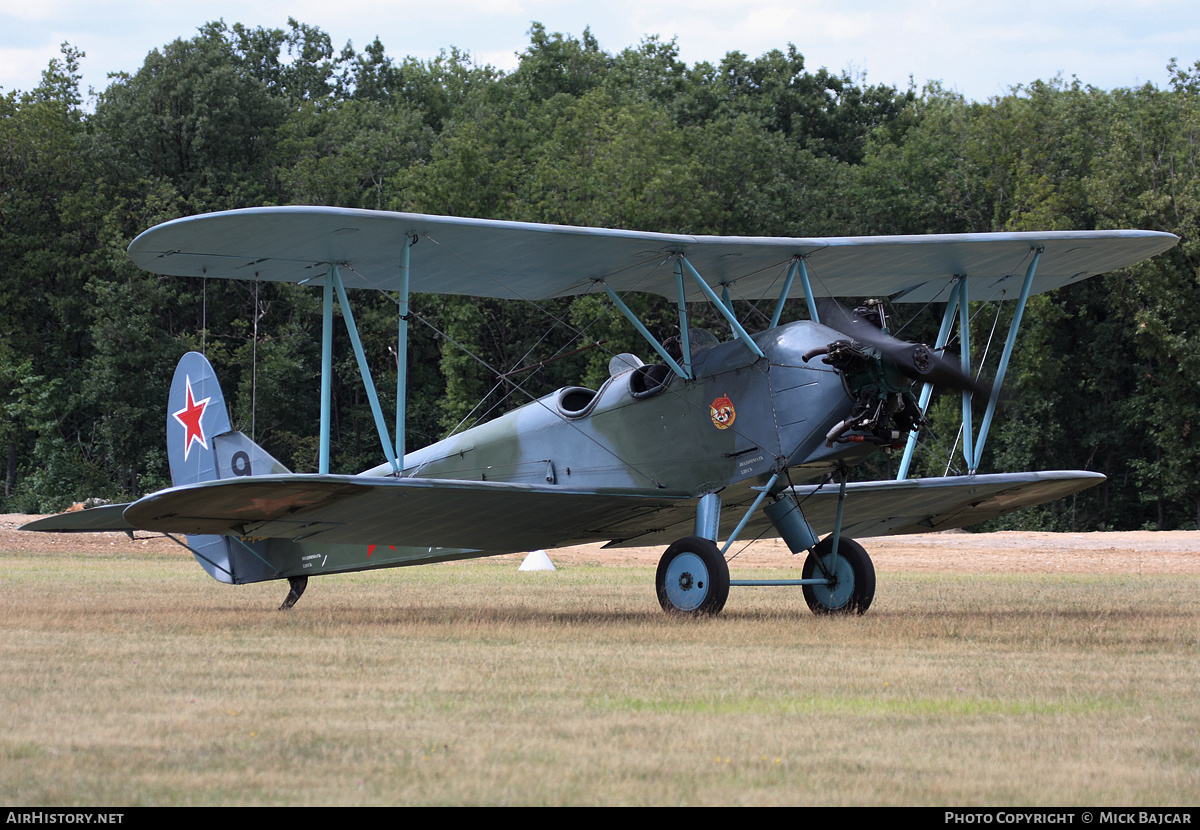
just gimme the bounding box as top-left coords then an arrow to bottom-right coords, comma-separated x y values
801,536 -> 875,615
656,536 -> 730,616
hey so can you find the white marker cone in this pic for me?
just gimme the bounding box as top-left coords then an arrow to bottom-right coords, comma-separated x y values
519,550 -> 556,571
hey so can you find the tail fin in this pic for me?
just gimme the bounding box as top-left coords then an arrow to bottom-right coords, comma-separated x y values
167,352 -> 289,584
167,351 -> 289,485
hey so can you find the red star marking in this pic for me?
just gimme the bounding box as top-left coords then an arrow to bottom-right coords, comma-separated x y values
172,377 -> 210,462
229,492 -> 327,516
366,545 -> 396,558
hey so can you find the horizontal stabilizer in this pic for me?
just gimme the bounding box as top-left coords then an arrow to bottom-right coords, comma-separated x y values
21,504 -> 136,533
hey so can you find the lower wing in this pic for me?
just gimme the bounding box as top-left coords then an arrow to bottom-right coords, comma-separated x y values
23,471 -> 1102,552
65,475 -> 693,552
787,470 -> 1105,538
602,470 -> 1105,547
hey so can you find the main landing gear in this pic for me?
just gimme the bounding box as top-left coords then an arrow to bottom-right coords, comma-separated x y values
654,533 -> 875,618
801,536 -> 875,614
655,536 -> 730,616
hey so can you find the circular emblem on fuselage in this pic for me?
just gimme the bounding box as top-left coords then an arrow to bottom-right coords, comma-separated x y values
710,395 -> 736,430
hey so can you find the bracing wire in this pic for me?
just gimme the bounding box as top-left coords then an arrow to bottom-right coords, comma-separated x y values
252,275 -> 259,442
201,271 -> 207,355
342,247 -> 786,469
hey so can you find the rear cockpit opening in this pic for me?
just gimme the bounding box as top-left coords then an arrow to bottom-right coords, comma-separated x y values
556,386 -> 600,417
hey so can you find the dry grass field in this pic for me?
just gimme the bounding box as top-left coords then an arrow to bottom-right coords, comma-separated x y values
2,515 -> 1198,806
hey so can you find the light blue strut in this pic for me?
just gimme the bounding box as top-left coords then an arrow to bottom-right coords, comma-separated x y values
896,279 -> 963,480
320,269 -> 334,474
396,235 -> 413,464
960,277 -> 974,470
332,265 -> 399,473
896,247 -> 1043,479
602,283 -> 691,380
673,260 -> 692,379
971,248 -> 1042,472
319,264 -> 404,475
770,257 -> 819,328
679,256 -> 765,359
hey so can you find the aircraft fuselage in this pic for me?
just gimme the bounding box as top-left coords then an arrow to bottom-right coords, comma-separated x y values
369,320 -> 860,495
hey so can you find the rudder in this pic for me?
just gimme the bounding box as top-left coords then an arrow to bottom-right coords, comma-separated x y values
166,351 -> 289,583
167,351 -> 290,485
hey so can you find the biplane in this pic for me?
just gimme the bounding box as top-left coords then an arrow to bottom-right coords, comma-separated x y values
23,207 -> 1178,615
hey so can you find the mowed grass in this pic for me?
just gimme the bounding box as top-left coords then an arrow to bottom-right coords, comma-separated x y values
1,543 -> 1198,806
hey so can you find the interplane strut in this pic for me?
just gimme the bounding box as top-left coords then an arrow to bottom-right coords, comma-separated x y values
895,247 -> 1043,479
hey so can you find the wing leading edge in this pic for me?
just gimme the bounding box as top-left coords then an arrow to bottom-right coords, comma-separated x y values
781,470 -> 1107,539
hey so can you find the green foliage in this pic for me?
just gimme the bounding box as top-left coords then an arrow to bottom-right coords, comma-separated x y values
509,23 -> 612,101
275,98 -> 433,208
675,44 -> 913,165
1081,65 -> 1200,528
90,22 -> 286,211
2,20 -> 1197,531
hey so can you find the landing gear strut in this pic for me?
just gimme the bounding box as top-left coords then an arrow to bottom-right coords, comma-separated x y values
656,536 -> 730,616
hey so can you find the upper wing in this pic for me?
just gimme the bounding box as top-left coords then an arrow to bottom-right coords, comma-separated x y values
118,474 -> 693,552
127,207 -> 1178,304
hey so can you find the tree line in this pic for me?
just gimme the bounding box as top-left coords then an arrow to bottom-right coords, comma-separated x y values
2,19 -> 1197,529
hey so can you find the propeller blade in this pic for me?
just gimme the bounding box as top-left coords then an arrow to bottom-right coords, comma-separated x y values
816,300 -> 991,402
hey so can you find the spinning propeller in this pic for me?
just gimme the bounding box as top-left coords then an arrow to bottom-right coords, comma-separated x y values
815,299 -> 992,404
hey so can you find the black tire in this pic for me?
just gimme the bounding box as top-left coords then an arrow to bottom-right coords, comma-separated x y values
655,536 -> 730,616
801,535 -> 875,615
